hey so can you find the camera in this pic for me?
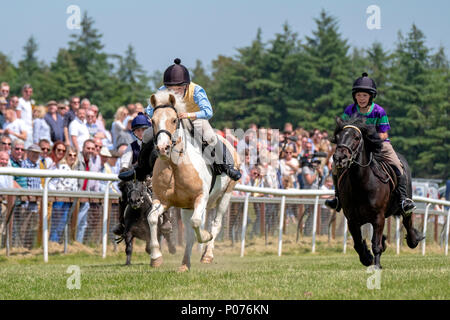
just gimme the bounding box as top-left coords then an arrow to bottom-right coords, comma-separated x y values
300,151 -> 327,168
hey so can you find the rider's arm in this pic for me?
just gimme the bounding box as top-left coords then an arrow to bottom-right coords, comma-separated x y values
120,145 -> 133,169
193,86 -> 213,120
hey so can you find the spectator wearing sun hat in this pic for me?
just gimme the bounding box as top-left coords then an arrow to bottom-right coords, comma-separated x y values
22,144 -> 43,190
44,100 -> 65,143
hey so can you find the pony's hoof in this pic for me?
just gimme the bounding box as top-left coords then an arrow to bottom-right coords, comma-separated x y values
178,265 -> 189,272
360,255 -> 374,267
200,255 -> 213,264
150,256 -> 163,268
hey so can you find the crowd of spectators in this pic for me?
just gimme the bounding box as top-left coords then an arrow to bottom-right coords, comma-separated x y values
0,82 -> 138,246
0,81 -> 336,247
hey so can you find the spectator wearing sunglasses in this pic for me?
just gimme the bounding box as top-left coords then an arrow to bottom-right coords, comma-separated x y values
48,145 -> 78,243
44,100 -> 65,143
38,139 -> 53,169
9,139 -> 27,189
0,134 -> 12,155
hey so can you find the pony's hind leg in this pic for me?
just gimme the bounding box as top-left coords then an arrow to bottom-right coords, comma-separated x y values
191,194 -> 213,243
179,209 -> 195,272
201,192 -> 232,264
402,214 -> 425,249
348,220 -> 373,267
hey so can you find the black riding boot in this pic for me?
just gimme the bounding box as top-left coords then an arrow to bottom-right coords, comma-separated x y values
113,179 -> 128,236
214,138 -> 241,181
324,174 -> 341,212
396,171 -> 416,216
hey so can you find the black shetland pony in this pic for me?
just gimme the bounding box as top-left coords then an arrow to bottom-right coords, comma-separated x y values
332,117 -> 424,268
117,178 -> 176,265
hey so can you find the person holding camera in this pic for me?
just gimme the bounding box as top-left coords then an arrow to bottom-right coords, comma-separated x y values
301,156 -> 323,190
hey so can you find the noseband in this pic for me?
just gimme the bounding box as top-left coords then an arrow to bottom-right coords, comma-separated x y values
153,104 -> 181,147
337,125 -> 372,168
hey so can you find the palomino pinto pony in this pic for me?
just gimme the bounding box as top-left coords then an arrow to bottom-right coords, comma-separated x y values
332,116 -> 424,269
148,90 -> 239,271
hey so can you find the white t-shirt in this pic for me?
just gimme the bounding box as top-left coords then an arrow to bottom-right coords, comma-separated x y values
17,97 -> 33,129
0,173 -> 13,188
3,119 -> 28,145
69,117 -> 90,151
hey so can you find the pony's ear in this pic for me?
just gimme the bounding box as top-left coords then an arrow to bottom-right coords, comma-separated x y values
150,94 -> 157,108
336,116 -> 344,127
169,94 -> 176,106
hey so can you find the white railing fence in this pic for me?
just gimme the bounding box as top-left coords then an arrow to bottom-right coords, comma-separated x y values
0,167 -> 449,262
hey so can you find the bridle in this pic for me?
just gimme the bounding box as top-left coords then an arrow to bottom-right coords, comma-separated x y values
152,104 -> 185,157
336,125 -> 372,168
127,180 -> 152,209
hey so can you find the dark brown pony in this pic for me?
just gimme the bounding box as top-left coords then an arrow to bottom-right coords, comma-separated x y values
332,116 -> 424,268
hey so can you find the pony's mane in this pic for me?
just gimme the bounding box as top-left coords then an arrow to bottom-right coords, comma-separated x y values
332,116 -> 384,158
152,90 -> 187,114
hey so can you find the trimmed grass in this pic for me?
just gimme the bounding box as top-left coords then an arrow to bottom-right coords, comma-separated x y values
0,238 -> 448,300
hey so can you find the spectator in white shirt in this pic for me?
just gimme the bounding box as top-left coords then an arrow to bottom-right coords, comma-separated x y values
3,109 -> 28,145
69,107 -> 90,152
17,84 -> 34,146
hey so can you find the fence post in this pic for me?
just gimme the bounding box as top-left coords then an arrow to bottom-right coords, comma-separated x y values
422,203 -> 431,256
396,216 -> 401,255
42,178 -> 50,263
343,217 -> 348,254
278,196 -> 286,257
240,193 -> 250,258
311,196 -> 319,253
102,182 -> 112,259
445,208 -> 450,256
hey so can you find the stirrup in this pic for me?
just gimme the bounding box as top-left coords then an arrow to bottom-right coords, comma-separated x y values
401,198 -> 416,215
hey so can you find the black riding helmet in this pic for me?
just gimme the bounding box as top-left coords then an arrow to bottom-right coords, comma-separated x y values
163,58 -> 191,86
352,72 -> 377,104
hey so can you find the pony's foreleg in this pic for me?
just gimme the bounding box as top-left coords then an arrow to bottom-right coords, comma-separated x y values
191,194 -> 213,243
148,200 -> 165,267
348,220 -> 373,267
179,209 -> 195,272
125,234 -> 133,266
371,215 -> 386,269
201,192 -> 232,264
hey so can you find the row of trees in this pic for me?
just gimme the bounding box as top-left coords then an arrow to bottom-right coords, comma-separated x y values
0,11 -> 448,179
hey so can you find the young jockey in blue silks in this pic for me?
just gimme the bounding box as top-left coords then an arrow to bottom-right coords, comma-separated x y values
325,72 -> 416,216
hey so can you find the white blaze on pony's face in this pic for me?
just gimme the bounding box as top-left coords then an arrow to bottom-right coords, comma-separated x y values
150,91 -> 185,157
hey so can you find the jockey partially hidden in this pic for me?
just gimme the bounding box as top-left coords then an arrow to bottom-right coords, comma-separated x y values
325,72 -> 416,216
120,58 -> 241,182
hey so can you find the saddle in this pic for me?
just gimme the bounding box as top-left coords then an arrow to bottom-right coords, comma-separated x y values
371,160 -> 397,189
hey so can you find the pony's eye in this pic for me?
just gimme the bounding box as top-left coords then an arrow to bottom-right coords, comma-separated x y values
172,119 -> 177,124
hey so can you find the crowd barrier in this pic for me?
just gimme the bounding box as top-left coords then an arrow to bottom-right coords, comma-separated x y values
0,167 -> 448,262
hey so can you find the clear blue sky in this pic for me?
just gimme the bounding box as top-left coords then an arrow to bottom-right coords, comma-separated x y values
1,0 -> 449,75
